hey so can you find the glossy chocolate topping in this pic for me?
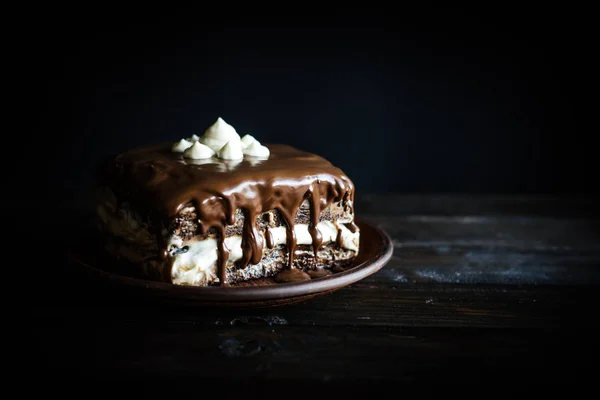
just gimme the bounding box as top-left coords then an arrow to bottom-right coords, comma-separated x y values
101,143 -> 356,285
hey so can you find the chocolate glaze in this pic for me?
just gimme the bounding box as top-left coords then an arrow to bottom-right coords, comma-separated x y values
101,143 -> 355,285
307,185 -> 323,260
216,225 -> 230,284
273,268 -> 311,283
335,227 -> 343,249
265,226 -> 274,249
345,222 -> 359,233
307,268 -> 333,279
332,265 -> 348,273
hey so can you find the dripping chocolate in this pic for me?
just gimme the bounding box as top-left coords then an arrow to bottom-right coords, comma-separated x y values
95,142 -> 360,286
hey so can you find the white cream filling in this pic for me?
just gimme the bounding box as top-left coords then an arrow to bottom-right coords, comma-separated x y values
170,221 -> 359,285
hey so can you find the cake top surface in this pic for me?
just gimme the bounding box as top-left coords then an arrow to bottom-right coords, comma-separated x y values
103,142 -> 354,222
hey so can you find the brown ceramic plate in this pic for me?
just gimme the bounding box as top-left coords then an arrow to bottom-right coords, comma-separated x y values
69,217 -> 393,307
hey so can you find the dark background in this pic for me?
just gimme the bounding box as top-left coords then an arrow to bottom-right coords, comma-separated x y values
24,8 -> 600,389
36,7 -> 594,202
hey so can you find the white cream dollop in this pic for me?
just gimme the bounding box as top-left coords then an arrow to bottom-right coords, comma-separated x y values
183,141 -> 216,159
173,118 -> 270,160
240,134 -> 257,148
172,138 -> 193,153
218,140 -> 244,160
243,140 -> 270,158
199,117 -> 241,152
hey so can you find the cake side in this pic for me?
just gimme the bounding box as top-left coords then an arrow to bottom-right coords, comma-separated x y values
96,192 -> 359,285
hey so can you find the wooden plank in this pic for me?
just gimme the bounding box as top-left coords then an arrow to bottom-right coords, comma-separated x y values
31,322 -> 597,385
360,214 -> 600,285
37,283 -> 599,329
356,194 -> 600,218
364,215 -> 600,252
29,194 -> 600,389
368,250 -> 600,285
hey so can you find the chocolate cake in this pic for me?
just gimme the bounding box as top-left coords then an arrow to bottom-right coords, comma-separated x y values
95,118 -> 359,286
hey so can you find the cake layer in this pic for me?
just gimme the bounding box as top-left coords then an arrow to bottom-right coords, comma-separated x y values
170,199 -> 354,242
96,190 -> 359,285
167,200 -> 353,241
225,244 -> 356,285
168,220 -> 359,285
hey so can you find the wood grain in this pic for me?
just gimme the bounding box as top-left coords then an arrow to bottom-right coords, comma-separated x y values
34,323 -> 596,385
39,284 -> 598,329
30,194 -> 600,388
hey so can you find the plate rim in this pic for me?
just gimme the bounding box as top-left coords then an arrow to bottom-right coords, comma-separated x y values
70,217 -> 393,301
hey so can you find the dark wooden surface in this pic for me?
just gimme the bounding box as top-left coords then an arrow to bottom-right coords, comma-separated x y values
30,194 -> 600,391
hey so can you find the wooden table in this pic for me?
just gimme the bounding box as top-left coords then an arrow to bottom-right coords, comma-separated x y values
32,194 -> 600,390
